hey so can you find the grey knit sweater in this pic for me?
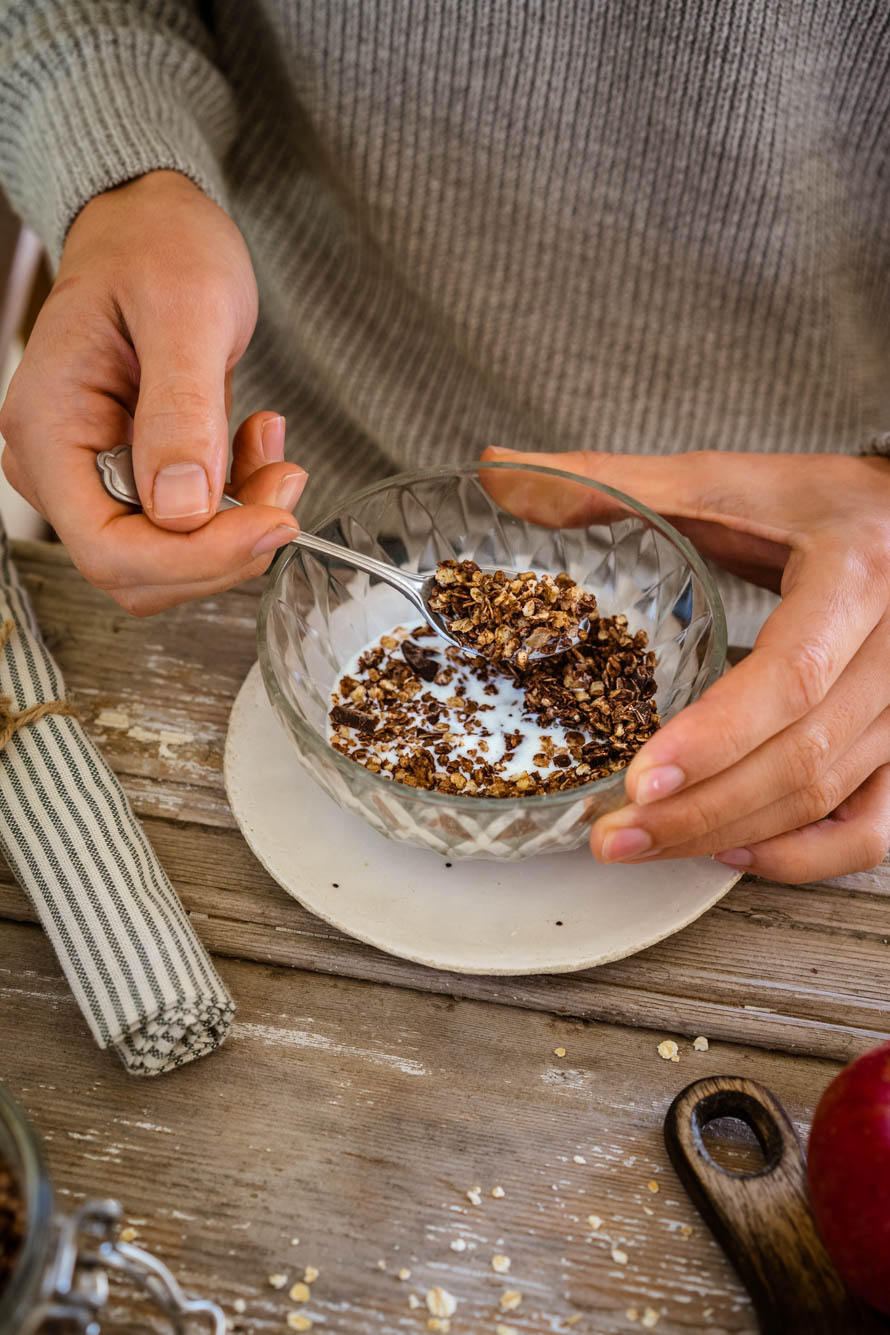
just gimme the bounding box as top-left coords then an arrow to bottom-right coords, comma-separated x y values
1,1 -> 890,537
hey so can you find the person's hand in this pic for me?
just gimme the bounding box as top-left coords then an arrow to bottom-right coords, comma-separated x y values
0,170 -> 307,614
483,446 -> 890,883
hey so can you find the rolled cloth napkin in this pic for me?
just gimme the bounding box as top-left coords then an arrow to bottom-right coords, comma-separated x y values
0,526 -> 234,1074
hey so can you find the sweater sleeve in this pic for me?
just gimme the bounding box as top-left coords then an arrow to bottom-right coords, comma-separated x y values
0,0 -> 238,265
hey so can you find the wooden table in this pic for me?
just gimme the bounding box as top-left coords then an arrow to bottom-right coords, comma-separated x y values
1,539 -> 888,1335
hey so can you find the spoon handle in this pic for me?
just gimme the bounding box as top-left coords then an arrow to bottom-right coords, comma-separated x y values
94,445 -> 425,599
664,1076 -> 888,1335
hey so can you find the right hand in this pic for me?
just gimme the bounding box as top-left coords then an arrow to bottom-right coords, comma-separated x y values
0,170 -> 307,615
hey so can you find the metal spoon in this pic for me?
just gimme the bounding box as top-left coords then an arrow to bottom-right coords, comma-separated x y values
95,444 -> 584,661
96,445 -> 479,651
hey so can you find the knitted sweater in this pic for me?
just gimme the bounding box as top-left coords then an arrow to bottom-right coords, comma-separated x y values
1,2 -> 889,577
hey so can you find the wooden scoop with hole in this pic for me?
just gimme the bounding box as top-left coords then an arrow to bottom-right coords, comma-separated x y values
664,1076 -> 890,1334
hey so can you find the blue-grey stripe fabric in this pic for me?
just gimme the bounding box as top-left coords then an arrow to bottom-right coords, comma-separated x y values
0,524 -> 234,1075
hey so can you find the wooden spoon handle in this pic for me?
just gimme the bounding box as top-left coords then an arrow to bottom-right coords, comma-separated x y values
663,1076 -> 889,1335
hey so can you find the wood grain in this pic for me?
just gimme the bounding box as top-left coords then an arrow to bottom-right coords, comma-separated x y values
0,921 -> 851,1335
5,540 -> 889,1067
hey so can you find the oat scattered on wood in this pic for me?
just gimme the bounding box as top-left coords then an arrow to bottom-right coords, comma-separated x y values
611,1247 -> 629,1265
286,1315 -> 312,1332
289,1282 -> 310,1302
500,1291 -> 522,1311
491,1254 -> 511,1273
656,1040 -> 679,1062
268,1273 -> 288,1289
693,1035 -> 709,1051
425,1287 -> 457,1317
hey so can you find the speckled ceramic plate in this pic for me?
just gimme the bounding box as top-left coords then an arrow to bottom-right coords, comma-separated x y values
224,663 -> 741,975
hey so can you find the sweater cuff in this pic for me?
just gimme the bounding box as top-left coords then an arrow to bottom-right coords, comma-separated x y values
0,27 -> 237,266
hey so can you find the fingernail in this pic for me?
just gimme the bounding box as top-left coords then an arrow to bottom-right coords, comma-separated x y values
152,462 -> 210,519
714,848 -> 753,868
601,827 -> 653,862
261,414 -> 286,462
635,764 -> 685,805
276,467 -> 308,511
252,524 -> 299,557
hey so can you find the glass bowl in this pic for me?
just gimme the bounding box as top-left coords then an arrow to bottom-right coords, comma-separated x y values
257,461 -> 726,860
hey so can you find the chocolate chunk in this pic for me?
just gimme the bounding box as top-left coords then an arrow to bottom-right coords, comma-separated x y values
401,639 -> 439,681
330,704 -> 377,735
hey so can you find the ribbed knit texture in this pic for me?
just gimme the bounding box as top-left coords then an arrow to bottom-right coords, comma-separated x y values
1,2 -> 890,633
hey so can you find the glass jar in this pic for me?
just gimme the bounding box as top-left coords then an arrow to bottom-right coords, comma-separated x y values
0,1082 -> 224,1333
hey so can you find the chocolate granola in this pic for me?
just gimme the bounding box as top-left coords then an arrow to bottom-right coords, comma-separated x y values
328,608 -> 658,798
428,560 -> 598,667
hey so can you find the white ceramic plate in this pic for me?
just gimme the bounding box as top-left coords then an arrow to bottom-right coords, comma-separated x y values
224,663 -> 741,975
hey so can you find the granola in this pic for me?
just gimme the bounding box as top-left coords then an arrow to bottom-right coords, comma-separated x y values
428,560 -> 598,667
328,604 -> 658,798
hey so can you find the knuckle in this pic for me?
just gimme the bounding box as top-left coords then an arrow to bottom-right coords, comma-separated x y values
665,790 -> 714,844
107,587 -> 157,617
800,771 -> 845,824
787,638 -> 834,715
138,373 -> 213,421
74,553 -> 109,590
791,725 -> 833,787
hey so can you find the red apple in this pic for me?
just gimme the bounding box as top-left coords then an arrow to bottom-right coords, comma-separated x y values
807,1041 -> 890,1315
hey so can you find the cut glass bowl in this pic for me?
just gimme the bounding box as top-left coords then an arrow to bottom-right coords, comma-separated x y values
257,461 -> 726,860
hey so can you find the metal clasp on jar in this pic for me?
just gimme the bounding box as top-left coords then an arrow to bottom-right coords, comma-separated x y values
21,1199 -> 224,1333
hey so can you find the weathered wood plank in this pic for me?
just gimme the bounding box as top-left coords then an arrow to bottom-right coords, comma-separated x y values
1,815 -> 885,1063
4,541 -> 888,1066
0,921 -> 850,1335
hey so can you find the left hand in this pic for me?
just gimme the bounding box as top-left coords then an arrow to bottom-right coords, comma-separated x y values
483,447 -> 890,884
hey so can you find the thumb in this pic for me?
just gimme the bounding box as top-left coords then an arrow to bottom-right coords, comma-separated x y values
130,322 -> 230,532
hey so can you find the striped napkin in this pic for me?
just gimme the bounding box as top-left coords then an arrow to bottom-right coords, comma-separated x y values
0,524 -> 234,1074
